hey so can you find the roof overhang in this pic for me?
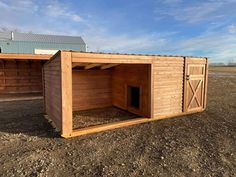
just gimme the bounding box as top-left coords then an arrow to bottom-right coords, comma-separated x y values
0,53 -> 52,60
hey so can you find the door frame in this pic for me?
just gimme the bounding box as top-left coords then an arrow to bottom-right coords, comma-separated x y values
183,58 -> 208,113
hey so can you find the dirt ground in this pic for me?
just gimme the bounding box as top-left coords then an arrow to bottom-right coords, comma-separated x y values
73,107 -> 139,129
0,67 -> 235,177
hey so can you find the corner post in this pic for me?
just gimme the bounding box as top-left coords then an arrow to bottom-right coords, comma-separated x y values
203,57 -> 208,109
61,51 -> 73,137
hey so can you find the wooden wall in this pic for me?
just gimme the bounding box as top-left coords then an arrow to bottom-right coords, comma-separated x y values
0,60 -> 43,94
43,55 -> 62,131
112,64 -> 150,117
71,64 -> 151,117
72,70 -> 112,111
152,57 -> 184,117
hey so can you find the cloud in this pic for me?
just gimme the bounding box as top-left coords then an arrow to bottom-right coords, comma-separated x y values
228,24 -> 236,33
161,0 -> 183,5
155,0 -> 236,23
45,1 -> 83,22
165,31 -> 236,63
0,1 -> 8,9
0,0 -> 38,13
84,33 -> 169,53
71,15 -> 82,22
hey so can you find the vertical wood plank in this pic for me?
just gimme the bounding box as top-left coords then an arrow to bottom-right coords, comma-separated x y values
183,57 -> 187,112
42,66 -> 46,113
201,65 -> 206,108
3,60 -> 6,86
150,63 -> 154,118
61,51 -> 73,136
203,58 -> 208,109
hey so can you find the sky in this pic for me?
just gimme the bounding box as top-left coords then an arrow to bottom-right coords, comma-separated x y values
0,0 -> 236,63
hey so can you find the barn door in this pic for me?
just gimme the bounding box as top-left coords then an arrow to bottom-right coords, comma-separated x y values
184,63 -> 206,112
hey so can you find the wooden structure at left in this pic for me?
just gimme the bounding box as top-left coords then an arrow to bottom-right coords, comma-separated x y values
0,53 -> 51,94
43,51 -> 208,138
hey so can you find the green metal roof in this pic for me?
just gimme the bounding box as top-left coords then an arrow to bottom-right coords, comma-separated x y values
0,31 -> 86,54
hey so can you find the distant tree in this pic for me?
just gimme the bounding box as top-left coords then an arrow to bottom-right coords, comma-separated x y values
0,27 -> 21,33
227,60 -> 236,66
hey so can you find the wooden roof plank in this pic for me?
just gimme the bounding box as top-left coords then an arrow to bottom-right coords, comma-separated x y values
0,53 -> 52,60
101,63 -> 120,70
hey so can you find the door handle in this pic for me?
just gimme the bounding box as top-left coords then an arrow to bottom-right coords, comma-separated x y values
186,75 -> 190,80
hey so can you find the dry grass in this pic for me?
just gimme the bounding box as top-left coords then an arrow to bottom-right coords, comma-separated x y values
209,66 -> 236,73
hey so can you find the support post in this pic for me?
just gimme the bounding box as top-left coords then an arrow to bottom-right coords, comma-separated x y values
61,51 -> 73,136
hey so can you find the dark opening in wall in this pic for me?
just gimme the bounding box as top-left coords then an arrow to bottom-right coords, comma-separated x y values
128,86 -> 140,109
0,47 -> 2,53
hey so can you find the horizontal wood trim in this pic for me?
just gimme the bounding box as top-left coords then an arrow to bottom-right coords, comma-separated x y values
2,83 -> 41,87
72,57 -> 153,64
66,118 -> 151,137
0,53 -> 52,60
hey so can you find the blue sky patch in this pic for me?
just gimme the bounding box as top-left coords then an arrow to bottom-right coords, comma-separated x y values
0,0 -> 236,63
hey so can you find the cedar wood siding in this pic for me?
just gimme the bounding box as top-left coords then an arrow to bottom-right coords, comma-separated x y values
43,54 -> 62,131
152,57 -> 184,117
72,70 -> 112,111
0,60 -> 43,93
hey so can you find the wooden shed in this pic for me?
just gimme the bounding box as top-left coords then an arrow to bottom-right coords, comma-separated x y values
0,53 -> 51,96
43,51 -> 208,138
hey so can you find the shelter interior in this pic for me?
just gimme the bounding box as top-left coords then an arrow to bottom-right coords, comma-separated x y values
71,63 -> 151,129
0,53 -> 51,101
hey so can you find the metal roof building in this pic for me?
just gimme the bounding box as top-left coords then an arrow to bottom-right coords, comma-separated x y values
0,31 -> 86,54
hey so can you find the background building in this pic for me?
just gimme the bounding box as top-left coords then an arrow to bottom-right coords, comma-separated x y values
0,31 -> 86,54
0,31 -> 86,95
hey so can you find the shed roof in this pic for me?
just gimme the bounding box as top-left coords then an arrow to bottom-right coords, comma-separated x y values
0,31 -> 85,44
63,50 -> 207,59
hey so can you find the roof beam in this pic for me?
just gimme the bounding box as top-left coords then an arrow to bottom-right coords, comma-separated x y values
84,63 -> 102,70
72,63 -> 87,68
101,63 -> 120,70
